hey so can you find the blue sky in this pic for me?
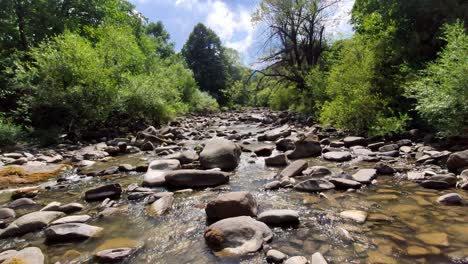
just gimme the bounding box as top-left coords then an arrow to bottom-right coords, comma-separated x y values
130,0 -> 354,65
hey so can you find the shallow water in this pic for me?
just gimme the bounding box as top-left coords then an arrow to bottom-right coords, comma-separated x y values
0,123 -> 467,264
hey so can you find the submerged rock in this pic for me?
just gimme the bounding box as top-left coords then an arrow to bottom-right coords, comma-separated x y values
200,138 -> 241,171
293,179 -> 335,192
340,210 -> 367,224
0,211 -> 65,238
95,248 -> 135,263
204,216 -> 273,256
206,191 -> 257,220
85,184 -> 122,202
148,194 -> 174,217
164,169 -> 229,188
45,223 -> 103,242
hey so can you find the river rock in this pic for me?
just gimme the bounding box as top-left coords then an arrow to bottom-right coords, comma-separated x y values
278,160 -> 308,179
294,179 -> 335,192
302,166 -> 332,177
51,215 -> 91,225
265,154 -> 288,166
58,203 -> 85,214
257,209 -> 299,226
437,193 -> 462,205
148,194 -> 174,216
264,180 -> 282,190
446,150 -> 468,173
143,159 -> 181,187
266,249 -> 287,263
254,146 -> 275,157
351,169 -> 377,184
204,216 -> 273,256
416,232 -> 449,246
85,184 -> 122,202
0,208 -> 15,220
340,210 -> 367,224
8,198 -> 36,208
0,211 -> 65,238
378,144 -> 399,152
311,252 -> 328,264
164,169 -> 229,188
375,162 -> 395,175
323,151 -> 352,162
343,137 -> 367,147
45,223 -> 103,242
329,178 -> 362,190
95,248 -> 135,263
200,138 -> 241,171
285,256 -> 308,264
40,201 -> 61,211
420,180 -> 449,190
165,150 -> 199,164
0,247 -> 44,264
287,138 -> 322,159
206,192 -> 257,220
262,125 -> 291,141
276,138 -> 295,151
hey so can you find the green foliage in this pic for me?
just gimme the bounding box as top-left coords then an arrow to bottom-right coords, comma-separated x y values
0,115 -> 23,147
369,113 -> 412,137
182,23 -> 229,104
405,21 -> 468,136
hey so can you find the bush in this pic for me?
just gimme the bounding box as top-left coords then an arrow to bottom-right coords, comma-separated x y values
405,21 -> 468,136
0,116 -> 23,147
190,91 -> 219,114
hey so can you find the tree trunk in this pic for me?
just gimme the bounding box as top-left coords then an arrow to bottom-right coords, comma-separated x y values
14,0 -> 29,50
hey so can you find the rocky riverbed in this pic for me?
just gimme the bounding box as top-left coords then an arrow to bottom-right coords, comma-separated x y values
0,109 -> 467,264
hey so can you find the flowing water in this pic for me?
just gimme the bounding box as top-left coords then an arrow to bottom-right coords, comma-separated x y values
0,123 -> 467,264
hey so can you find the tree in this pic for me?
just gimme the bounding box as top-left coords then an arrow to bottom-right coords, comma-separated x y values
182,23 -> 229,104
253,0 -> 340,89
146,21 -> 174,58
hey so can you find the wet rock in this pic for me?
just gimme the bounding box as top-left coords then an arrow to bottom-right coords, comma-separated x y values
166,150 -> 199,164
85,184 -> 122,202
447,150 -> 468,173
287,138 -> 322,159
431,175 -> 457,186
0,208 -> 15,220
294,179 -> 335,192
40,201 -> 61,211
278,160 -> 308,179
140,141 -> 154,151
400,146 -> 412,153
378,150 -> 399,157
254,146 -> 275,157
329,141 -> 345,148
0,211 -> 65,238
143,159 -> 181,187
437,193 -> 462,205
200,138 -> 241,171
329,178 -> 362,190
416,232 -> 449,246
420,180 -> 450,190
265,154 -> 288,166
0,247 -> 44,264
51,215 -> 91,225
285,256 -> 308,264
258,209 -> 299,226
261,125 -> 291,141
407,171 -> 425,181
375,162 -> 395,175
351,169 -> 377,184
264,181 -> 282,190
58,202 -> 85,214
45,223 -> 103,242
276,138 -> 295,151
204,216 -> 273,256
206,191 -> 257,220
95,248 -> 135,263
368,142 -> 385,151
7,198 -> 36,208
302,166 -> 332,177
148,194 -> 174,217
311,252 -> 328,264
378,144 -> 399,152
343,137 -> 367,147
118,164 -> 135,172
266,249 -> 287,263
164,169 -> 229,188
323,151 -> 351,162
340,210 -> 367,224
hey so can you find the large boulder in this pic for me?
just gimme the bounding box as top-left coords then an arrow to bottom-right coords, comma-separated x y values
293,179 -> 335,192
206,192 -> 257,221
0,211 -> 65,238
446,150 -> 468,173
204,216 -> 273,256
200,138 -> 241,171
287,138 -> 322,159
45,223 -> 103,242
85,184 -> 122,202
164,169 -> 229,188
142,159 -> 181,187
0,247 -> 44,264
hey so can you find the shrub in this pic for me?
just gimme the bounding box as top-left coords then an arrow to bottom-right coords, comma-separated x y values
0,116 -> 23,147
405,21 -> 468,136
